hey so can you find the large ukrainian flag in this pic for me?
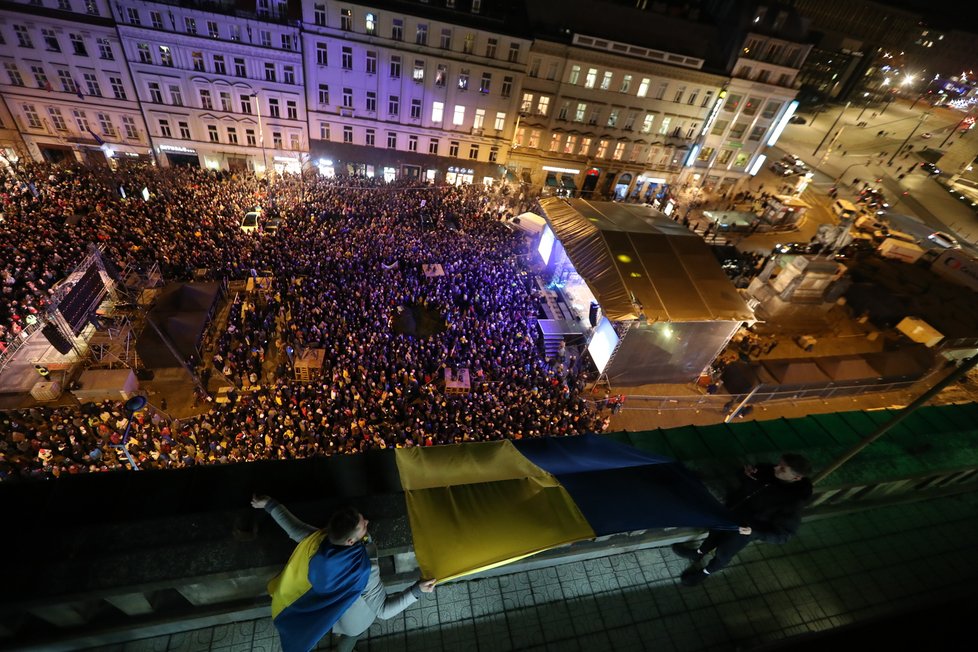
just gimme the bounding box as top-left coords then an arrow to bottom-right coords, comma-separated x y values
396,434 -> 737,581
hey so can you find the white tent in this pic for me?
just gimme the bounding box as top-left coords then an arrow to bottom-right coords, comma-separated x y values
512,211 -> 547,235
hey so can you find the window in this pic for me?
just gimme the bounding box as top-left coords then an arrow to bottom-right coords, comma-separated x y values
126,8 -> 141,25
260,31 -> 271,47
568,65 -> 581,85
317,43 -> 328,66
48,107 -> 67,131
387,132 -> 397,149
281,34 -> 294,50
489,147 -> 498,163
265,63 -> 276,82
607,109 -> 618,127
434,64 -> 446,87
596,139 -> 608,158
241,95 -> 252,113
449,141 -> 459,157
390,56 -> 401,78
314,4 -> 326,26
494,112 -> 505,131
636,77 -> 650,97
150,10 -> 163,29
508,42 -> 520,63
148,82 -> 163,103
440,28 -> 452,49
584,68 -> 597,89
600,71 -> 612,91
429,138 -> 439,154
463,33 -> 474,54
701,90 -> 714,108
641,114 -> 655,133
688,89 -> 699,105
413,60 -> 425,82
70,34 -> 87,56
486,38 -> 497,58
208,21 -> 219,38
58,70 -> 75,93
159,119 -> 172,138
613,142 -> 625,160
536,96 -> 550,116
452,104 -> 465,125
365,129 -> 375,146
575,103 -> 586,123
30,65 -> 48,89
578,137 -> 592,156
122,116 -> 138,139
557,101 -> 569,120
365,91 -> 376,112
85,0 -> 99,15
97,38 -> 113,60
501,76 -> 512,98
95,113 -> 113,135
623,113 -> 636,131
411,99 -> 421,120
657,116 -> 671,135
23,104 -> 42,129
748,126 -> 765,142
342,47 -> 353,70
247,128 -> 257,145
762,100 -> 781,119
41,29 -> 60,52
284,66 -> 295,84
185,17 -> 197,34
268,98 -> 280,117
416,24 -> 427,46
728,122 -> 748,139
341,8 -> 352,31
220,92 -> 232,111
697,146 -> 714,162
673,86 -> 685,103
472,0 -> 482,12
110,77 -> 126,100
469,144 -> 479,159
479,73 -> 491,94
548,133 -> 560,152
58,0 -> 71,9
521,93 -> 533,113
514,128 -> 525,146
234,58 -> 246,77
342,87 -> 353,108
457,69 -> 469,90
587,108 -> 599,125
528,59 -> 540,78
5,64 -> 25,87
388,95 -> 399,116
84,73 -> 102,97
473,108 -> 485,130
723,94 -> 742,112
564,135 -> 577,154
528,130 -> 540,148
169,85 -> 183,106
287,100 -> 297,119
272,132 -> 282,148
655,82 -> 667,100
227,126 -> 238,144
392,19 -> 403,41
742,97 -> 761,116
432,101 -> 444,122
14,25 -> 33,49
409,135 -> 418,152
365,13 -> 376,35
137,43 -> 151,64
289,132 -> 300,151
193,52 -> 205,72
159,46 -> 173,67
207,125 -> 219,142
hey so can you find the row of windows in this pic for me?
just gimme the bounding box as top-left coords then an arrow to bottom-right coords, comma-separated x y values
156,118 -> 302,150
4,62 -> 128,100
563,65 -> 719,108
21,103 -> 139,140
23,0 -> 101,15
319,122 -> 496,161
135,44 -> 299,86
513,130 -> 685,167
142,83 -> 301,120
121,7 -> 298,50
6,24 -> 116,59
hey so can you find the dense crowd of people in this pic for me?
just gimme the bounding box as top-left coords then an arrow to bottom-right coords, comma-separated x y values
0,163 -> 602,480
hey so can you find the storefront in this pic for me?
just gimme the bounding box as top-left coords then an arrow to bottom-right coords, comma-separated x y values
273,155 -> 302,175
160,144 -> 200,168
446,166 -> 474,185
581,168 -> 601,197
38,143 -> 75,164
613,173 -> 633,200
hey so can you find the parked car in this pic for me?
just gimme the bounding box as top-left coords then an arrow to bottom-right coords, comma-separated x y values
920,162 -> 941,175
788,115 -> 807,124
240,211 -> 260,234
920,132 -> 933,139
927,231 -> 959,249
265,217 -> 282,232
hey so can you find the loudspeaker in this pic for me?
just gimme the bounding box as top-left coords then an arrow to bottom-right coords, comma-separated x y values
42,323 -> 74,354
589,302 -> 600,328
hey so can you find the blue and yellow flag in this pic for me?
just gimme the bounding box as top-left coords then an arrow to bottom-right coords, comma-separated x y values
396,434 -> 736,581
268,531 -> 371,652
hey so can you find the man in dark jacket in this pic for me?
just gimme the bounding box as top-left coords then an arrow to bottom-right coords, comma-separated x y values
672,453 -> 813,586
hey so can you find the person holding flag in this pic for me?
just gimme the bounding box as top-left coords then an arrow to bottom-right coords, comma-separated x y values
252,495 -> 436,652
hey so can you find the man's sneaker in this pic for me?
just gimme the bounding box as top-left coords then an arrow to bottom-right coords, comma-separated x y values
680,567 -> 709,587
670,543 -> 703,562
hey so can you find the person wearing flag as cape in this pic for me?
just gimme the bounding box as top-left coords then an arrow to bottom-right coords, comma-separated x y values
252,494 -> 436,652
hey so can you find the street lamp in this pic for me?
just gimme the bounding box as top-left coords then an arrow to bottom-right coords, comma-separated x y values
250,92 -> 269,180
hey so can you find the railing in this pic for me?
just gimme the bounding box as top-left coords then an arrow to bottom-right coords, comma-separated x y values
0,319 -> 43,376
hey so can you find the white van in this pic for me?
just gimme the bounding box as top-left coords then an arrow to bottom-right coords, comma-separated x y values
241,211 -> 261,234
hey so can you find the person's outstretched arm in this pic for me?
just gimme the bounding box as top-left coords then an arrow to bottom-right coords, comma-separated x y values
251,494 -> 318,542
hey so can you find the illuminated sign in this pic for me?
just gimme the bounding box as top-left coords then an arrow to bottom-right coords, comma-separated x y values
541,166 -> 581,174
700,89 -> 727,136
748,154 -> 767,176
159,144 -> 197,154
683,144 -> 700,167
767,100 -> 799,146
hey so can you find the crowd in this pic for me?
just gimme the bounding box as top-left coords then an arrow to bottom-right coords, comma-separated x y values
0,163 -> 601,480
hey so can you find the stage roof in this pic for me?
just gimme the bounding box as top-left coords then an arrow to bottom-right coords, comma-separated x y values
538,199 -> 754,322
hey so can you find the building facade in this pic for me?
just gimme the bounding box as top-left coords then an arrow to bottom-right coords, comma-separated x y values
0,0 -> 148,166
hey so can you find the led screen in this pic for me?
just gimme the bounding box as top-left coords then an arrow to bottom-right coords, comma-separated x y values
537,225 -> 555,264
587,316 -> 620,374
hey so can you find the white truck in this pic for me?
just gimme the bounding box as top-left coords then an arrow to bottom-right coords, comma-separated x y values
878,238 -> 924,264
931,249 -> 978,293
